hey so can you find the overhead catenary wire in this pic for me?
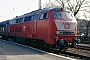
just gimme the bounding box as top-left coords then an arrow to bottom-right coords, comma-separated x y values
0,0 -> 18,10
2,0 -> 36,16
0,0 -> 19,17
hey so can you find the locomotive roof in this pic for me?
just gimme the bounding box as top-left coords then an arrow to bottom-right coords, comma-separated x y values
0,20 -> 9,25
12,8 -> 66,20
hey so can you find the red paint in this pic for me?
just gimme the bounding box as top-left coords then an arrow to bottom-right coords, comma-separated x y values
8,9 -> 77,45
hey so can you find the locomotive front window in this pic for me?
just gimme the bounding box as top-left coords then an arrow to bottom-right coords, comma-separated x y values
65,12 -> 74,19
54,12 -> 64,18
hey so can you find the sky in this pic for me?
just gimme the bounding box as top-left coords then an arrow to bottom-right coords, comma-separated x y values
0,0 -> 47,22
0,0 -> 89,22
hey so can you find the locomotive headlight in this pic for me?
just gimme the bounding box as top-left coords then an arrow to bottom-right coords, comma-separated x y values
56,31 -> 60,34
74,31 -> 76,34
56,31 -> 63,34
73,31 -> 76,34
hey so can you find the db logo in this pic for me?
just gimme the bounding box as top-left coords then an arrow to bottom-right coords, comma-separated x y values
64,23 -> 70,29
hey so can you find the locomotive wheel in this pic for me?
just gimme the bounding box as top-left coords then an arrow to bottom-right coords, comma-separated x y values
71,42 -> 77,48
59,45 -> 67,52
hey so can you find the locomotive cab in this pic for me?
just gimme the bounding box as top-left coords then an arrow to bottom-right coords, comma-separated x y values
52,8 -> 80,49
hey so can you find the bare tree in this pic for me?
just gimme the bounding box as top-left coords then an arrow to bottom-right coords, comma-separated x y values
44,0 -> 90,43
83,9 -> 90,41
44,0 -> 89,18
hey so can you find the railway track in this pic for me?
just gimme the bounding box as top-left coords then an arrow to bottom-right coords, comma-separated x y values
58,52 -> 90,60
76,44 -> 90,50
62,44 -> 90,60
34,45 -> 90,60
42,48 -> 90,60
65,48 -> 90,60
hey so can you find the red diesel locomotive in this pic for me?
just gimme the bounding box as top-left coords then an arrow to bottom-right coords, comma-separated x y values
7,8 -> 80,51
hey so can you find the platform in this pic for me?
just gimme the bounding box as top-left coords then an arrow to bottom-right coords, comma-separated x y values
0,39 -> 76,60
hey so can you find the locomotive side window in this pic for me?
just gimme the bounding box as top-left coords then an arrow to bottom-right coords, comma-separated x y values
16,19 -> 20,23
28,16 -> 32,21
16,18 -> 24,23
13,20 -> 16,24
0,27 -> 4,32
35,14 -> 39,20
9,20 -> 13,24
19,18 -> 24,23
40,13 -> 48,20
24,17 -> 28,22
40,14 -> 44,19
31,14 -> 39,21
24,16 -> 32,22
54,12 -> 64,18
32,15 -> 39,20
43,13 -> 48,19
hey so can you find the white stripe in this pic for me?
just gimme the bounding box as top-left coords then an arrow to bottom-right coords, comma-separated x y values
55,22 -> 76,30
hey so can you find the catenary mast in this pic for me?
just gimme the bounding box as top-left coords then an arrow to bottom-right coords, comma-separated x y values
38,0 -> 42,9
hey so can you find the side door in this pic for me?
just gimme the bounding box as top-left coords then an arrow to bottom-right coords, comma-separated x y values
32,15 -> 39,39
32,21 -> 37,39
